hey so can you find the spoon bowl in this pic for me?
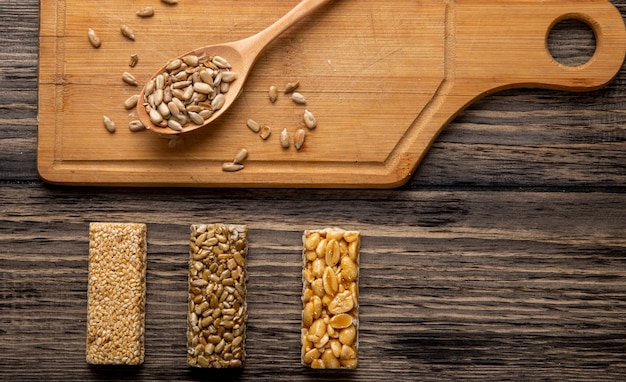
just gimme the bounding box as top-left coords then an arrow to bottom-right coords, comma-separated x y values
138,0 -> 333,135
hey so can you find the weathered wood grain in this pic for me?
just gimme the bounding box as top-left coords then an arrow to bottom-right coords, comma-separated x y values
1,0 -> 625,380
1,186 -> 625,380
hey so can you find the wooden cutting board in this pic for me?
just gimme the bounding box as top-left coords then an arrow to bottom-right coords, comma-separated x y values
37,0 -> 626,188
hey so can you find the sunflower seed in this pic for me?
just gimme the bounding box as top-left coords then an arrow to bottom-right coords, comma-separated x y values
136,6 -> 154,17
222,162 -> 244,172
291,92 -> 306,105
268,86 -> 278,103
212,56 -> 231,69
142,55 -> 236,131
211,94 -> 225,110
259,125 -> 271,140
165,102 -> 179,118
221,72 -> 238,83
199,110 -> 213,120
120,24 -> 135,41
246,119 -> 260,133
168,119 -> 183,132
158,102 -> 171,118
124,94 -> 140,110
144,79 -> 155,95
154,89 -> 164,106
149,109 -> 164,125
129,54 -> 139,68
182,86 -> 194,101
193,82 -> 213,94
295,128 -> 306,150
189,111 -> 204,125
183,55 -> 199,67
280,128 -> 290,149
87,28 -> 101,48
161,0 -> 178,4
172,80 -> 192,89
122,72 -> 138,86
166,59 -> 182,72
103,115 -> 116,133
212,72 -> 223,87
199,69 -> 214,83
233,148 -> 248,164
303,109 -> 317,129
284,81 -> 300,94
129,120 -> 146,132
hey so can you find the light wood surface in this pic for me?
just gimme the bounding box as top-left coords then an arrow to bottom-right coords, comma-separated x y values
3,0 -> 626,381
37,0 -> 626,187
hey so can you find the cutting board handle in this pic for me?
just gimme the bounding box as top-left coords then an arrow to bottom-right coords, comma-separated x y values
453,0 -> 626,93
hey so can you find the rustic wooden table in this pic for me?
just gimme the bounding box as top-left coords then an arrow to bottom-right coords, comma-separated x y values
2,1 -> 626,380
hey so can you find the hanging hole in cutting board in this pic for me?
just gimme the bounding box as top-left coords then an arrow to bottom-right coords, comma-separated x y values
547,18 -> 597,67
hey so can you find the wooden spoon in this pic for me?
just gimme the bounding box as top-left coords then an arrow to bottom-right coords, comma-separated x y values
137,0 -> 334,135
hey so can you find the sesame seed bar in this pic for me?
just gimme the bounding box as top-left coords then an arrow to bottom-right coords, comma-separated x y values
187,224 -> 248,368
301,228 -> 360,369
86,223 -> 147,365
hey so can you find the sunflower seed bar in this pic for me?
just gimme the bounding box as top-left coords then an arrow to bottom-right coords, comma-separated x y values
86,223 -> 147,365
302,228 -> 360,369
187,224 -> 248,368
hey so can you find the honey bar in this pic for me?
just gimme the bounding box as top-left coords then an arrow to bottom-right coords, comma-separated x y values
86,223 -> 147,365
187,224 -> 248,368
302,228 -> 360,369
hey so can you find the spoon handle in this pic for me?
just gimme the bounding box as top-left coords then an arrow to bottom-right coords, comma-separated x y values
238,0 -> 334,64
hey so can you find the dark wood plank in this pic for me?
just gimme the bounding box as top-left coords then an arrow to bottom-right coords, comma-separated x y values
1,186 -> 625,380
0,0 -> 39,182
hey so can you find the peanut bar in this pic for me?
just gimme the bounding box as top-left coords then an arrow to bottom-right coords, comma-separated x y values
302,228 -> 360,369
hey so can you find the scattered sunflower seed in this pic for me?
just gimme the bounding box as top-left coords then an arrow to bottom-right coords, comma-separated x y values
233,148 -> 248,164
222,162 -> 244,172
129,53 -> 139,68
295,128 -> 306,150
161,0 -> 178,4
103,115 -> 116,133
284,81 -> 300,94
136,6 -> 154,17
120,24 -> 136,41
246,119 -> 261,133
280,128 -> 290,149
259,125 -> 272,140
124,94 -> 140,110
291,92 -> 306,105
87,28 -> 101,48
129,120 -> 146,132
268,86 -> 278,103
303,109 -> 317,129
122,72 -> 138,86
